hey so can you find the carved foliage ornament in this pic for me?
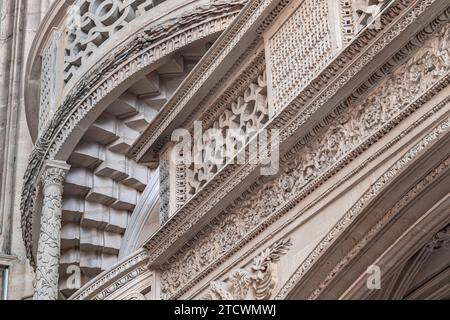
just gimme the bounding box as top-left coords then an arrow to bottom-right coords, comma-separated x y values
186,70 -> 268,197
202,238 -> 292,300
160,20 -> 450,298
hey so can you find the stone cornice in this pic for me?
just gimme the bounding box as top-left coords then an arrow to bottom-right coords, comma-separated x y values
20,1 -> 246,268
186,99 -> 450,300
164,57 -> 450,300
141,0 -> 450,271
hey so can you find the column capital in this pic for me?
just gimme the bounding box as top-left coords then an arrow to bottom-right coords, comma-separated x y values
41,160 -> 71,187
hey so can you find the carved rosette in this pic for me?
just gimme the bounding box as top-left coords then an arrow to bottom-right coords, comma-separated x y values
34,161 -> 70,300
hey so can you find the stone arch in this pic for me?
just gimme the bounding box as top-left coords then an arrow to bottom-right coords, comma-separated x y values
276,118 -> 450,299
20,0 -> 246,271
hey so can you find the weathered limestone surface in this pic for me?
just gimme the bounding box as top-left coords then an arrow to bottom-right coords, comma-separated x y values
1,0 -> 449,301
0,0 -> 55,300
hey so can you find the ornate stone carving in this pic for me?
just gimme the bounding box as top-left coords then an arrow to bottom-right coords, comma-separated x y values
201,238 -> 292,300
340,0 -> 356,44
34,161 -> 70,300
159,18 -> 450,299
131,0 -> 286,159
159,150 -> 170,224
70,249 -> 149,300
277,119 -> 450,299
21,0 -> 246,268
175,160 -> 187,211
268,0 -> 334,113
64,0 -> 162,84
186,70 -> 268,197
144,1 -> 450,275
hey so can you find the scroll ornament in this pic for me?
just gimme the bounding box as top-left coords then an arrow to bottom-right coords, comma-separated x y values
204,238 -> 292,300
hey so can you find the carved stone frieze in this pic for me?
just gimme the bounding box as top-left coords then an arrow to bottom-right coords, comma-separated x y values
159,18 -> 450,299
268,0 -> 334,113
122,291 -> 147,300
21,0 -> 247,268
202,238 -> 292,300
141,1 -> 447,275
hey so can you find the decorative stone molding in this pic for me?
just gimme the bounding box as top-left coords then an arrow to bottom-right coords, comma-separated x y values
308,155 -> 450,299
157,11 -> 450,298
159,148 -> 171,224
276,118 -> 450,299
142,1 -> 447,278
21,0 -> 246,268
34,160 -> 70,300
64,0 -> 164,84
202,238 -> 291,300
186,69 -> 268,197
70,249 -> 149,300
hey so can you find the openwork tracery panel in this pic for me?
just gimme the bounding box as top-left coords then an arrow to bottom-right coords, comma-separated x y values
185,70 -> 268,198
64,0 -> 162,83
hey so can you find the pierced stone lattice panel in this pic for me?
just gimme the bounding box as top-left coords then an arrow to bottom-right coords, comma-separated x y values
267,0 -> 334,114
64,0 -> 161,84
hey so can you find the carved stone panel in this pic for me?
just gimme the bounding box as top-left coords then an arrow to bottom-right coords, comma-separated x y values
39,33 -> 58,134
203,238 -> 292,300
64,0 -> 161,84
266,0 -> 336,114
159,20 -> 450,299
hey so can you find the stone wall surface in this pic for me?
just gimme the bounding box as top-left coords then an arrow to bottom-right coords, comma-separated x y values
0,0 -> 55,300
1,0 -> 450,301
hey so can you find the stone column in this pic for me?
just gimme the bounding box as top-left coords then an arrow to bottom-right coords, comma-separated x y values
34,160 -> 70,300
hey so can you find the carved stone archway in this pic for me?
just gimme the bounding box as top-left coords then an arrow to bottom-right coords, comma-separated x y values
21,0 -> 248,297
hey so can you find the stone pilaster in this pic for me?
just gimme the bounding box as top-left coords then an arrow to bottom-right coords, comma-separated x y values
34,160 -> 70,300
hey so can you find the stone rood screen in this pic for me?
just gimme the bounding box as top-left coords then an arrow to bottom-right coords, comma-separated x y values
64,0 -> 164,84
